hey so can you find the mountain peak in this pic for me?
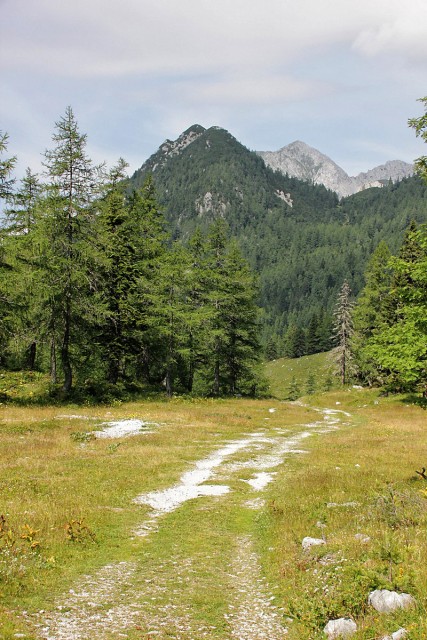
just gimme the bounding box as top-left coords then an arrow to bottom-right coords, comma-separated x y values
258,142 -> 414,198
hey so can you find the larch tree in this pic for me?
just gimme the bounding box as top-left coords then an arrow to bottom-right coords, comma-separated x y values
41,107 -> 100,392
0,132 -> 16,365
0,131 -> 16,201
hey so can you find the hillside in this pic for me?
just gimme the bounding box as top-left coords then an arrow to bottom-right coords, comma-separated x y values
130,127 -> 427,347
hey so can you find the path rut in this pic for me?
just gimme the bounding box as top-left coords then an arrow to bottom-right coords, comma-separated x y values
33,406 -> 350,639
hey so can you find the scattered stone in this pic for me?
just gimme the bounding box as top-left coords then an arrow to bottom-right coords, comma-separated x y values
327,501 -> 359,508
354,533 -> 371,543
382,628 -> 408,640
302,536 -> 326,550
319,553 -> 339,566
324,617 -> 357,638
368,590 -> 416,613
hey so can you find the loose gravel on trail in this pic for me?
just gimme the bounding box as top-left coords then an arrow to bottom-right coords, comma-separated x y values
33,406 -> 349,639
226,536 -> 287,639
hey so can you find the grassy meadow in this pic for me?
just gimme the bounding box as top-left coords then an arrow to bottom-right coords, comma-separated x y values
1,360 -> 427,639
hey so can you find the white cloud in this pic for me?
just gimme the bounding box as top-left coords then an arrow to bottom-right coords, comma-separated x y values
1,0 -> 427,176
3,0 -> 427,79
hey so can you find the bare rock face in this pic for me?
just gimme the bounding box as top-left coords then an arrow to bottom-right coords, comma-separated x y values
368,589 -> 416,613
324,617 -> 357,638
258,141 -> 414,199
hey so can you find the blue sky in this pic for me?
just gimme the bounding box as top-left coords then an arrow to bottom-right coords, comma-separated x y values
1,0 -> 427,179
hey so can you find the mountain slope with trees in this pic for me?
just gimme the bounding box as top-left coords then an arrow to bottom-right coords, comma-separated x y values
130,126 -> 427,355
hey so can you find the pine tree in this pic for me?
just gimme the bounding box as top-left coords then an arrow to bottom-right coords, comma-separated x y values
306,313 -> 320,355
352,241 -> 393,383
155,243 -> 192,396
2,170 -> 42,369
0,131 -> 16,201
333,280 -> 354,385
408,96 -> 427,183
363,225 -> 427,390
287,375 -> 300,400
97,158 -> 133,384
40,107 -> 100,392
197,219 -> 261,396
283,324 -> 306,358
305,371 -> 316,395
0,132 -> 16,365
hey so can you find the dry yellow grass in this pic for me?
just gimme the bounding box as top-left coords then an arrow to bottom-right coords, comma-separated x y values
1,388 -> 427,639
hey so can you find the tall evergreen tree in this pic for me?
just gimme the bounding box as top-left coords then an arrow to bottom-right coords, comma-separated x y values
352,241 -> 393,384
333,280 -> 354,385
0,131 -> 16,201
40,107 -> 100,392
2,170 -> 42,368
408,96 -> 427,183
363,226 -> 427,390
0,132 -> 17,365
197,219 -> 261,396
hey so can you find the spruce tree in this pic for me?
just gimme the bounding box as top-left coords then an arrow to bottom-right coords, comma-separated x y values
198,219 -> 261,396
2,170 -> 42,369
352,241 -> 393,383
333,280 -> 354,385
363,225 -> 427,390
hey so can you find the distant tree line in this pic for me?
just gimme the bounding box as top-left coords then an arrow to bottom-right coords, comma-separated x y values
0,108 -> 263,399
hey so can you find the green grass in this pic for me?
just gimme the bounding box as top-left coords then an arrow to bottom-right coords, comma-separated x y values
265,350 -> 339,400
1,366 -> 427,638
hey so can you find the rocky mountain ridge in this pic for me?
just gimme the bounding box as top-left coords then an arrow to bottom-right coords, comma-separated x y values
258,141 -> 414,198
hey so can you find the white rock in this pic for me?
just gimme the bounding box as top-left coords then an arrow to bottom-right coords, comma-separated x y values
382,629 -> 408,640
368,590 -> 415,613
354,533 -> 371,543
324,617 -> 357,638
302,536 -> 326,550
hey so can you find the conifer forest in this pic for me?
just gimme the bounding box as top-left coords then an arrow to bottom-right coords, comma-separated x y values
1,98 -> 427,398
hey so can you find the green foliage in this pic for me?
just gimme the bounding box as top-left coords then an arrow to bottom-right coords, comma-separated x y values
130,125 -> 427,356
408,96 -> 427,183
333,280 -> 354,385
0,131 -> 16,200
355,224 -> 427,391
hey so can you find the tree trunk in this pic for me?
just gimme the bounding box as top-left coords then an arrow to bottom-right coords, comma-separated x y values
61,299 -> 72,393
165,365 -> 173,397
50,337 -> 57,384
107,358 -> 120,385
26,341 -> 37,370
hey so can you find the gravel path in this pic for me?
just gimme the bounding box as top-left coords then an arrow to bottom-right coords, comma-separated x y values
226,536 -> 287,639
33,405 -> 349,639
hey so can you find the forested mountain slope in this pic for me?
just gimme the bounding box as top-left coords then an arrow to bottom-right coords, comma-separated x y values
130,126 -> 427,345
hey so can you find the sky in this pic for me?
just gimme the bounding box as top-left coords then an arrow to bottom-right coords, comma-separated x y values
1,0 -> 427,180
